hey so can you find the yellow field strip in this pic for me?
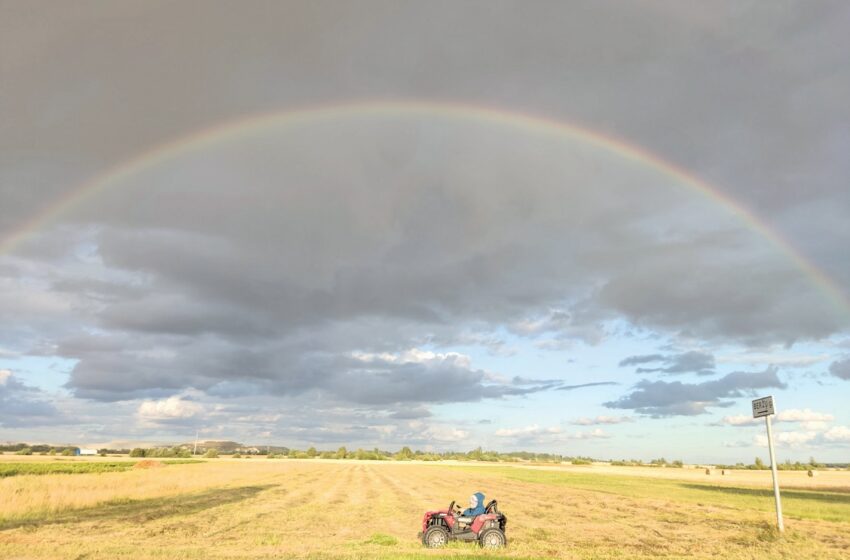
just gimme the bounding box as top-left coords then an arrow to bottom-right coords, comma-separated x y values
0,460 -> 848,559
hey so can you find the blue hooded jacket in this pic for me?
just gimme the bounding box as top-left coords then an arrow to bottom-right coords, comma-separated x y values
462,492 -> 486,517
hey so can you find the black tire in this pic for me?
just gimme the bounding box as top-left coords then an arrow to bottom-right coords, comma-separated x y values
423,525 -> 450,548
479,527 -> 506,549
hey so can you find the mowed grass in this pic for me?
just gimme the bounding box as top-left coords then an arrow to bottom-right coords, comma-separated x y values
0,459 -> 848,559
0,460 -> 202,478
456,465 -> 850,523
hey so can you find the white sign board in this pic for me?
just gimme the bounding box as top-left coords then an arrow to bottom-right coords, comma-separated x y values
752,396 -> 775,418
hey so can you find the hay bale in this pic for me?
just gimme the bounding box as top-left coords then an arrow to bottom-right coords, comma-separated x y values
705,468 -> 711,475
721,469 -> 726,475
133,459 -> 163,469
808,469 -> 817,477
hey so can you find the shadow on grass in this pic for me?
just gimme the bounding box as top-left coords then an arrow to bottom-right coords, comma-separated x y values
680,484 -> 850,505
0,484 -> 274,531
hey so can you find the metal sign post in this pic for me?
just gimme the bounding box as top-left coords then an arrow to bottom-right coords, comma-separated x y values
752,395 -> 783,532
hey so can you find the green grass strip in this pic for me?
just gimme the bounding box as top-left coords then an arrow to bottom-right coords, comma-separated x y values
0,460 -> 204,477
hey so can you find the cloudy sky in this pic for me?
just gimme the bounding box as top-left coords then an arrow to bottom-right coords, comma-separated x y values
2,1 -> 849,463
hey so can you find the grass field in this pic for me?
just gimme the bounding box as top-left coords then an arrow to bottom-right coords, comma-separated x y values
0,459 -> 203,477
0,458 -> 848,559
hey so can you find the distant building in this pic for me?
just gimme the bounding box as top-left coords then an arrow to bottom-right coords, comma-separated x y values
78,448 -> 98,456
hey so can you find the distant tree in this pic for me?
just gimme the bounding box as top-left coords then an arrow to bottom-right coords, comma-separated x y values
335,446 -> 348,459
61,448 -> 74,456
130,448 -> 146,458
395,446 -> 414,460
16,447 -> 32,455
204,449 -> 219,458
754,457 -> 765,469
98,449 -> 108,456
306,447 -> 318,458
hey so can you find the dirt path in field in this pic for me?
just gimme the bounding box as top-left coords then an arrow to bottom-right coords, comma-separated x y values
0,460 -> 848,559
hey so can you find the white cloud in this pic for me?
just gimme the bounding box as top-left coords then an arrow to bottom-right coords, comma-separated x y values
719,408 -> 834,429
823,426 -> 850,443
418,424 -> 469,443
776,408 -> 833,430
404,420 -> 469,444
775,431 -> 819,446
574,428 -> 611,440
572,415 -> 633,425
741,413 -> 850,449
0,369 -> 11,385
137,396 -> 203,420
719,414 -> 760,426
755,430 -> 818,448
494,424 -> 610,441
777,408 -> 833,423
351,348 -> 472,369
495,424 -> 562,438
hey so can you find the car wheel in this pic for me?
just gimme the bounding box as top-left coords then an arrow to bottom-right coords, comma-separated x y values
423,525 -> 450,548
479,527 -> 506,548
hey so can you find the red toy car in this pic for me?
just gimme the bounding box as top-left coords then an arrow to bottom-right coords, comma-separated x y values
418,499 -> 507,548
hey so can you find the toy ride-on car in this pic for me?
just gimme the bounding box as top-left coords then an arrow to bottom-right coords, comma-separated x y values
418,499 -> 507,548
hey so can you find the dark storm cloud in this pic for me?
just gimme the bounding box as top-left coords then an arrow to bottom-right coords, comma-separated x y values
7,111 -> 846,404
3,2 -> 848,273
620,351 -> 716,376
511,376 -> 562,386
619,354 -> 665,367
58,328 -> 558,405
0,371 -> 63,427
314,353 -> 558,406
604,366 -> 786,416
389,407 -> 432,420
829,358 -> 850,381
60,332 -> 281,401
1,1 -> 849,433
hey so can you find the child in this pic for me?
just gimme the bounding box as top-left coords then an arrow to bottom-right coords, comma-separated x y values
456,491 -> 486,528
462,492 -> 486,517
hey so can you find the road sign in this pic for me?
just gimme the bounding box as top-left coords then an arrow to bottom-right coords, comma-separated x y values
753,395 -> 783,532
752,395 -> 775,418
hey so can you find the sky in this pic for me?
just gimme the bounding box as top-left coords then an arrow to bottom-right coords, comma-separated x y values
1,1 -> 849,463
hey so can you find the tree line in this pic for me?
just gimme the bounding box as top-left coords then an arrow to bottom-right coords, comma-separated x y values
2,442 -> 844,469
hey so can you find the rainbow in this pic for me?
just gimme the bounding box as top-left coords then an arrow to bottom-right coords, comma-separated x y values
2,99 -> 847,315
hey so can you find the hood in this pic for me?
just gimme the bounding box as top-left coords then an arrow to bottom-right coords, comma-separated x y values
472,492 -> 485,508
